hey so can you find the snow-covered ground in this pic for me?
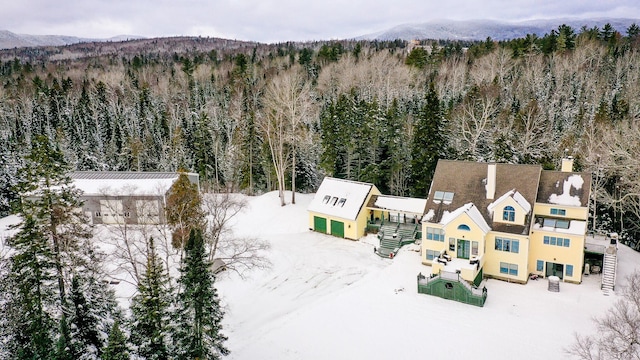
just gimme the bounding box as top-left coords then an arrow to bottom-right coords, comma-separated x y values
1,191 -> 637,360
216,191 -> 637,360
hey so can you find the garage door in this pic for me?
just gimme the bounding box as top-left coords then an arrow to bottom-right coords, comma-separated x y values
330,220 -> 344,238
314,216 -> 327,233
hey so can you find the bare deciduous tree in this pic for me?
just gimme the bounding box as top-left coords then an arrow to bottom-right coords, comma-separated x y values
568,270 -> 640,360
202,192 -> 270,278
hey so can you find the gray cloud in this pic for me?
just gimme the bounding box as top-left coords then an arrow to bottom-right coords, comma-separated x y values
3,0 -> 640,42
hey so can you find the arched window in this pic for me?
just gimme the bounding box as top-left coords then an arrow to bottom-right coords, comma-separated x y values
503,206 -> 515,222
457,224 -> 471,231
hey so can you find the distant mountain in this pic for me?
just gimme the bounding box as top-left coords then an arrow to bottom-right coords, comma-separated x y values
361,18 -> 640,41
0,30 -> 144,49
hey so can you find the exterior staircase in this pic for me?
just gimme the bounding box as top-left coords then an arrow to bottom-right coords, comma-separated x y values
601,245 -> 618,294
376,223 -> 417,258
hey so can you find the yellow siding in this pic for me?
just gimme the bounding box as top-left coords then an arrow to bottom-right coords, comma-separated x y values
441,212 -> 486,260
529,202 -> 588,283
308,185 -> 380,241
490,197 -> 528,225
533,203 -> 589,220
483,232 -> 529,283
528,230 -> 585,283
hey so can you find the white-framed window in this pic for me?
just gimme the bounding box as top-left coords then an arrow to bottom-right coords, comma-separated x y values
426,227 -> 444,241
426,250 -> 440,260
543,236 -> 570,247
500,262 -> 518,276
566,264 -> 574,277
503,206 -> 515,222
541,217 -> 570,229
433,191 -> 454,203
495,237 -> 519,253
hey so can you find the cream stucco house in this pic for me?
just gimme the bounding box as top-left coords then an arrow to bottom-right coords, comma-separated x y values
421,158 -> 591,285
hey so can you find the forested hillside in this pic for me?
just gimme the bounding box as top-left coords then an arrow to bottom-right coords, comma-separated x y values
2,24 -> 640,243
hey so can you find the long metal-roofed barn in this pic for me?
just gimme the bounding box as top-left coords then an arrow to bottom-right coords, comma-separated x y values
71,171 -> 199,225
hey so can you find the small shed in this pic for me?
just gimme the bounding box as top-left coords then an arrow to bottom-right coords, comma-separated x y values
307,177 -> 380,240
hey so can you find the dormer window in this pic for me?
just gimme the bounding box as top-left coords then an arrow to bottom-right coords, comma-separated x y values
322,195 -> 331,204
337,198 -> 346,207
503,206 -> 515,222
330,197 -> 338,206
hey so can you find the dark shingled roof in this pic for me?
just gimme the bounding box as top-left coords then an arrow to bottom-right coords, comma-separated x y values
425,160 -> 542,235
536,171 -> 592,207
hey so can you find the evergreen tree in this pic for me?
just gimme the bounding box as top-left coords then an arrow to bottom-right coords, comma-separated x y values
410,83 -> 445,197
0,217 -> 57,360
101,321 -> 129,360
165,172 -> 203,249
1,135 -> 120,360
172,228 -> 228,359
130,237 -> 172,360
68,273 -> 118,360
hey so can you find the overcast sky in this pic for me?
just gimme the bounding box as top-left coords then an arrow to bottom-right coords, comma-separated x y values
3,0 -> 640,43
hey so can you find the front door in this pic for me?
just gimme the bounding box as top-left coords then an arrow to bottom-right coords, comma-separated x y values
457,239 -> 470,259
546,262 -> 564,279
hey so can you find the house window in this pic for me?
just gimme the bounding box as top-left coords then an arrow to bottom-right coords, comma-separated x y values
322,195 -> 331,204
495,237 -> 519,253
503,206 -> 515,222
337,198 -> 346,207
124,212 -> 130,217
536,260 -> 544,272
472,241 -> 479,256
540,217 -> 571,229
449,237 -> 455,251
426,250 -> 440,260
95,211 -> 101,217
550,208 -> 566,216
330,197 -> 338,206
500,262 -> 518,276
434,191 -> 454,204
566,264 -> 574,277
543,236 -> 570,247
457,224 -> 470,231
426,227 -> 444,242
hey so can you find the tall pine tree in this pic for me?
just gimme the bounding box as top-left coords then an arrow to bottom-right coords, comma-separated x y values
1,135 -> 120,359
410,83 -> 445,197
0,217 -> 57,360
129,237 -> 172,360
171,228 -> 229,359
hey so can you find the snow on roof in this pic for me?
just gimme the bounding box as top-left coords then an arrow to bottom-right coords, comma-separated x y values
548,174 -> 584,207
71,172 -> 180,196
422,209 -> 435,222
439,203 -> 491,234
307,177 -> 374,221
487,189 -> 532,215
532,220 -> 587,236
373,195 -> 426,215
